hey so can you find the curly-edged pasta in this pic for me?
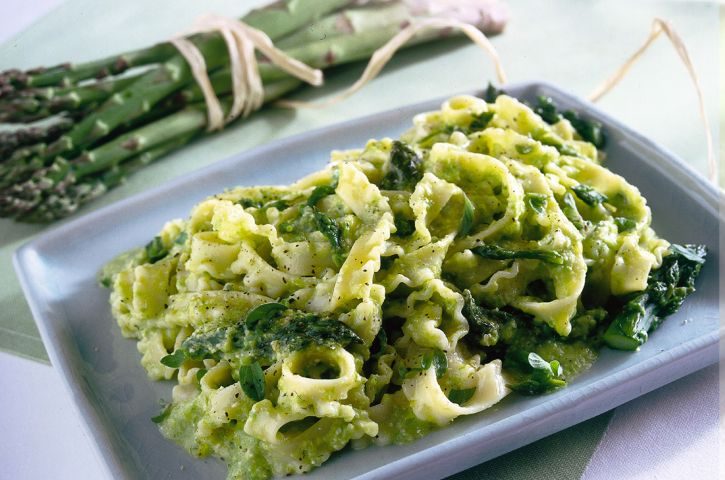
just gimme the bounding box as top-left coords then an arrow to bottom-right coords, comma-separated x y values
103,92 -> 703,480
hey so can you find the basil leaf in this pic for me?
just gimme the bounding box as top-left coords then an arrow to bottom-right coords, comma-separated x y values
528,352 -> 554,375
160,349 -> 187,368
571,184 -> 608,206
448,387 -> 476,405
245,303 -> 287,329
458,194 -> 476,237
239,363 -> 265,402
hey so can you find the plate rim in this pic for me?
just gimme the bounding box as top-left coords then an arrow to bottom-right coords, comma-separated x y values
13,80 -> 723,480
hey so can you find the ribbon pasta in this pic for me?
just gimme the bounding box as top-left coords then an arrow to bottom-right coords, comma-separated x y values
107,92 -> 672,479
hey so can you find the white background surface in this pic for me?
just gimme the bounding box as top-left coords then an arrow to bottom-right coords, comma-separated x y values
0,1 -> 720,480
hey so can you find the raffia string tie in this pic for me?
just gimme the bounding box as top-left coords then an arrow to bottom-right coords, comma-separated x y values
276,18 -> 507,109
170,14 -> 323,131
173,14 -> 713,183
587,18 -> 715,182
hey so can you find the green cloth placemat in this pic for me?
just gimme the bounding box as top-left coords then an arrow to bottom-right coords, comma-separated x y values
0,1 -> 716,477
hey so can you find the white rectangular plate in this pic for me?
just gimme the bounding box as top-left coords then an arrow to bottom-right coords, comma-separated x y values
14,82 -> 722,480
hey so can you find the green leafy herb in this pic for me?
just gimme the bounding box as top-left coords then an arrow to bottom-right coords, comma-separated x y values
381,141 -> 423,191
160,349 -> 187,368
313,210 -> 345,266
394,215 -> 416,237
472,244 -> 564,265
448,387 -> 476,405
196,368 -> 207,382
561,192 -> 585,229
174,231 -> 188,245
563,110 -> 606,149
534,96 -> 606,148
604,244 -> 707,350
525,193 -> 547,215
515,143 -> 534,155
160,325 -> 231,367
145,236 -> 168,263
458,194 -> 476,237
508,351 -> 566,395
239,363 -> 266,402
151,404 -> 173,424
613,217 -> 637,232
272,314 -> 362,353
469,111 -> 495,130
399,349 -> 447,378
307,185 -> 337,207
245,303 -> 287,329
461,290 -> 518,347
483,83 -> 504,103
571,184 -> 608,206
534,96 -> 560,124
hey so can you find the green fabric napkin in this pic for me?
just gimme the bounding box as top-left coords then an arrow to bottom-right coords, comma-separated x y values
0,0 -> 717,477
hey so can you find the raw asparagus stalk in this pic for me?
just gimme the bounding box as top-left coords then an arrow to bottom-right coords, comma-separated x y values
0,0 -> 510,222
0,0 -> 353,91
0,74 -> 141,123
19,134 -> 197,223
0,78 -> 301,219
0,117 -> 74,159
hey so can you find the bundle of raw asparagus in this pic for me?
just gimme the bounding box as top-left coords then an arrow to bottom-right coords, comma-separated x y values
0,0 -> 508,223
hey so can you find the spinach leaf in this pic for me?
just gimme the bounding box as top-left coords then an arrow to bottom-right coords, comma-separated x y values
313,210 -> 345,266
381,141 -> 423,191
603,244 -> 706,350
483,83 -> 504,103
461,290 -> 518,347
472,244 -> 564,265
239,363 -> 265,402
394,214 -> 416,237
469,111 -> 495,130
534,96 -> 560,124
245,303 -> 287,329
145,236 -> 168,263
563,110 -> 606,149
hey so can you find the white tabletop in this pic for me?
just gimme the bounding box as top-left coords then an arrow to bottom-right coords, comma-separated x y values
0,1 -> 720,479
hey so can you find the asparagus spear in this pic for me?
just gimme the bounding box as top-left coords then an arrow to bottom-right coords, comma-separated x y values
0,117 -> 74,159
0,74 -> 141,123
0,0 -> 353,91
0,0 -> 510,221
1,78 -> 301,220
1,20 -> 464,191
603,244 -> 706,350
